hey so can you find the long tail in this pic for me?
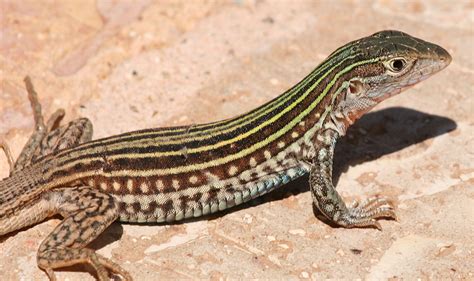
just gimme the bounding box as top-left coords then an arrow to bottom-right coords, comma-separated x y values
0,164 -> 46,235
0,165 -> 44,205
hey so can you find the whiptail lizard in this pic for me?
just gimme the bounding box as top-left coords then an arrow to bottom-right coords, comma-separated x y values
0,30 -> 451,280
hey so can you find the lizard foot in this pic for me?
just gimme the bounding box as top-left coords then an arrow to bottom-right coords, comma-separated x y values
39,248 -> 132,281
337,196 -> 397,230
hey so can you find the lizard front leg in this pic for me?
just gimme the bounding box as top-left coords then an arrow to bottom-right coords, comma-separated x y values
308,128 -> 397,229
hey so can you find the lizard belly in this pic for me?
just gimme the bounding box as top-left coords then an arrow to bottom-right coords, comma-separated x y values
113,163 -> 309,223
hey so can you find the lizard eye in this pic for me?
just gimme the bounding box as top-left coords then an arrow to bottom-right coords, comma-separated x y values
388,58 -> 407,72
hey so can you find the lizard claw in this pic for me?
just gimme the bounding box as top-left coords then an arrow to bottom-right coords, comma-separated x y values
335,196 -> 397,229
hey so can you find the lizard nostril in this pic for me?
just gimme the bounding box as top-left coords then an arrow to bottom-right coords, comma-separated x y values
435,46 -> 452,65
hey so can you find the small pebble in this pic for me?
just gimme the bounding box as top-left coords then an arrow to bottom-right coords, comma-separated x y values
243,214 -> 253,224
289,229 -> 306,236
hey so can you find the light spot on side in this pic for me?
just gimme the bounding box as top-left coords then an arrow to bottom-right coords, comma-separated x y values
156,180 -> 164,189
249,157 -> 257,167
172,179 -> 180,190
277,141 -> 285,149
140,182 -> 149,193
228,165 -> 238,176
264,150 -> 271,160
112,181 -> 121,191
127,179 -> 134,192
100,182 -> 108,191
291,131 -> 299,138
189,175 -> 198,184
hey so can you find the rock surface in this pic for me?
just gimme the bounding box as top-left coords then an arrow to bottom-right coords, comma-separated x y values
0,0 -> 472,280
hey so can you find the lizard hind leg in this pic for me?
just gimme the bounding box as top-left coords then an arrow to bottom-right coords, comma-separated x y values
13,77 -> 93,171
37,186 -> 131,281
30,117 -> 93,163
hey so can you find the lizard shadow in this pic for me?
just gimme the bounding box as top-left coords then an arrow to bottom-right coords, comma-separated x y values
83,106 -> 457,259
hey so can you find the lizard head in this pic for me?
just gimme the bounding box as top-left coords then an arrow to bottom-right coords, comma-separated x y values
328,30 -> 451,133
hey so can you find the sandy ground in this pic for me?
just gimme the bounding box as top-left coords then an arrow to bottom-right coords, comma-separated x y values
0,0 -> 473,280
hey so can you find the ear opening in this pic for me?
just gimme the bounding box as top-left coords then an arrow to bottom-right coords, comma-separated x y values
348,80 -> 365,96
